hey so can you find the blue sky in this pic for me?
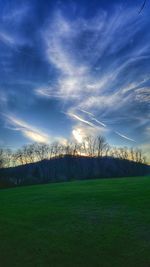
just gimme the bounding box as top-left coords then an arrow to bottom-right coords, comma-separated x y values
0,0 -> 150,160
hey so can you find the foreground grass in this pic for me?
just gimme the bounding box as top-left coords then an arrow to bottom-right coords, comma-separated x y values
0,176 -> 150,267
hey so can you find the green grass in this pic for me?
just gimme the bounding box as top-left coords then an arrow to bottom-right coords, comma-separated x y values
0,176 -> 150,267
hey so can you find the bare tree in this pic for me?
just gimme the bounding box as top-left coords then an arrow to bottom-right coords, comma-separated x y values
96,136 -> 108,157
130,148 -> 135,162
4,149 -> 13,167
0,149 -> 4,168
104,144 -> 110,157
33,143 -> 49,161
15,149 -> 25,165
0,134 -> 147,168
84,136 -> 96,157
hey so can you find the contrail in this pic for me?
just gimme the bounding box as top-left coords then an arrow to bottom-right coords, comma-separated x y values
68,113 -> 95,127
69,109 -> 136,143
90,117 -> 106,128
139,0 -> 147,14
115,131 -> 136,142
79,109 -> 106,127
79,109 -> 94,117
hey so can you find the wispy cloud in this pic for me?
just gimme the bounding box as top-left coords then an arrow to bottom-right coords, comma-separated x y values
0,32 -> 16,47
2,5 -> 30,23
4,114 -> 50,143
0,1 -> 149,158
35,86 -> 79,99
40,6 -> 149,147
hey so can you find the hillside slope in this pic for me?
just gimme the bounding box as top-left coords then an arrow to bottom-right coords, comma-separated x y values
0,156 -> 150,186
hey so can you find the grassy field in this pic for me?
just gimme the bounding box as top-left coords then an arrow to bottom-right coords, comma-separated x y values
0,176 -> 150,267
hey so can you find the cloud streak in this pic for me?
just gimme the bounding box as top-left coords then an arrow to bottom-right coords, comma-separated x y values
115,131 -> 136,143
4,114 -> 50,143
0,1 -> 149,160
40,5 -> 150,148
68,113 -> 95,128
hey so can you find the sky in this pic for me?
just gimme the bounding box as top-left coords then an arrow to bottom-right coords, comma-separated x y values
0,0 -> 149,160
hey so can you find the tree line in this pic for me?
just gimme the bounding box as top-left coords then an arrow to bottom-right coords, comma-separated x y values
0,135 -> 147,169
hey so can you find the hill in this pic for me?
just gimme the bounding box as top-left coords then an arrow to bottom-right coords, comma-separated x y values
0,155 -> 150,187
0,176 -> 150,267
